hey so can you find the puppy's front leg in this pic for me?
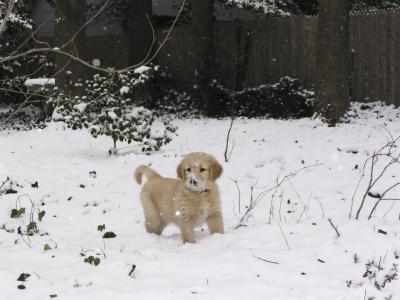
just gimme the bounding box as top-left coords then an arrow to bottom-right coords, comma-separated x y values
206,212 -> 224,234
180,217 -> 196,243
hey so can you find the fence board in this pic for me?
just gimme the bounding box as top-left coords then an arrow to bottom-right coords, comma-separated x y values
153,10 -> 400,106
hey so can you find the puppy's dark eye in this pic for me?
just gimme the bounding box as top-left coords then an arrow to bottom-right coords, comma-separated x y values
186,168 -> 191,172
200,168 -> 206,172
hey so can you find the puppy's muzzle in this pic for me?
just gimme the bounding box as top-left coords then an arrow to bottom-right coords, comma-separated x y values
188,176 -> 198,187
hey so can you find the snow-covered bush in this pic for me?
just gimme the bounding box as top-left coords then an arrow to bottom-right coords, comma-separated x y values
136,70 -> 313,118
211,76 -> 314,118
352,0 -> 400,11
137,66 -> 201,118
198,0 -> 400,17
220,0 -> 300,16
0,0 -> 52,103
51,66 -> 177,153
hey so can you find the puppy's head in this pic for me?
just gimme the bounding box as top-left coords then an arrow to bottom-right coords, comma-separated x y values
177,152 -> 223,192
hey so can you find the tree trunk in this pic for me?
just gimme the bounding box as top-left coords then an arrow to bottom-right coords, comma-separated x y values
128,0 -> 153,65
315,0 -> 350,125
192,0 -> 218,116
55,1 -> 87,95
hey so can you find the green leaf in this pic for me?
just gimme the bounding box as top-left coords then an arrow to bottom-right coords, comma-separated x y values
97,224 -> 106,232
44,244 -> 52,251
17,273 -> 31,282
84,256 -> 94,264
38,211 -> 46,222
103,231 -> 117,239
84,255 -> 100,266
27,222 -> 37,234
94,258 -> 101,266
11,208 -> 25,218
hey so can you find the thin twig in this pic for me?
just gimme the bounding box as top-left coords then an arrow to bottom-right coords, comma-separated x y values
10,16 -> 51,57
328,218 -> 340,238
368,182 -> 400,220
224,117 -> 234,162
0,177 -> 9,192
277,222 -> 290,250
62,0 -> 111,50
278,192 -> 284,222
230,178 -> 241,215
315,198 -> 325,219
253,255 -> 279,265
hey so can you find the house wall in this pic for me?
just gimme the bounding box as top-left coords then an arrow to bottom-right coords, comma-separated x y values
30,0 -> 263,38
31,0 -> 123,37
31,0 -> 54,37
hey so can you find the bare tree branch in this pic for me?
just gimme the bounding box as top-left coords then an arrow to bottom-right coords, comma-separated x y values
0,0 -> 186,75
0,0 -> 16,35
62,0 -> 111,50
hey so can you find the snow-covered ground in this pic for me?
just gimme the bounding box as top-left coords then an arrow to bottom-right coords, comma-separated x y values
1,103 -> 400,300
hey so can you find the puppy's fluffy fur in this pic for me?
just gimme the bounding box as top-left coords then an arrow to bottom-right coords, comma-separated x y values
134,152 -> 224,243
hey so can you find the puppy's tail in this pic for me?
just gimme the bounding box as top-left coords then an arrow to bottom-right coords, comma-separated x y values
134,165 -> 161,185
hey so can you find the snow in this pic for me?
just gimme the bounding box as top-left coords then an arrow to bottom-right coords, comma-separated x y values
92,59 -> 101,67
134,66 -> 151,75
128,106 -> 150,119
73,103 -> 87,113
107,111 -> 118,120
224,0 -> 291,16
119,86 -> 130,95
24,78 -> 55,87
1,103 -> 400,299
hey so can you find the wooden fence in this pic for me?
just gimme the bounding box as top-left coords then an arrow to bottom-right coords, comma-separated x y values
151,9 -> 400,106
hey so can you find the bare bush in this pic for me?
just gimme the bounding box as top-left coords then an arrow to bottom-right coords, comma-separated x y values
350,136 -> 400,220
233,163 -> 320,229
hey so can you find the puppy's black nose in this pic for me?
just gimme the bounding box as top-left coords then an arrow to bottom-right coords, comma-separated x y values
189,178 -> 198,186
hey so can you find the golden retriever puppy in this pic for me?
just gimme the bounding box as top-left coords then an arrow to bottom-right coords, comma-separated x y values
134,152 -> 224,243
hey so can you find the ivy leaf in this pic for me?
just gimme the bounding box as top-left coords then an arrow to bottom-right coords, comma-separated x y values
31,181 -> 39,188
5,188 -> 17,194
103,231 -> 117,239
38,211 -> 46,222
11,208 -> 25,218
17,273 -> 31,282
27,222 -> 37,234
84,256 -> 94,264
84,255 -> 101,266
44,244 -> 52,251
97,224 -> 106,232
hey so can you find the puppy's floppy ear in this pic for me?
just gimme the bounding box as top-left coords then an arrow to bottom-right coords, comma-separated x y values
210,158 -> 223,181
177,162 -> 185,180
